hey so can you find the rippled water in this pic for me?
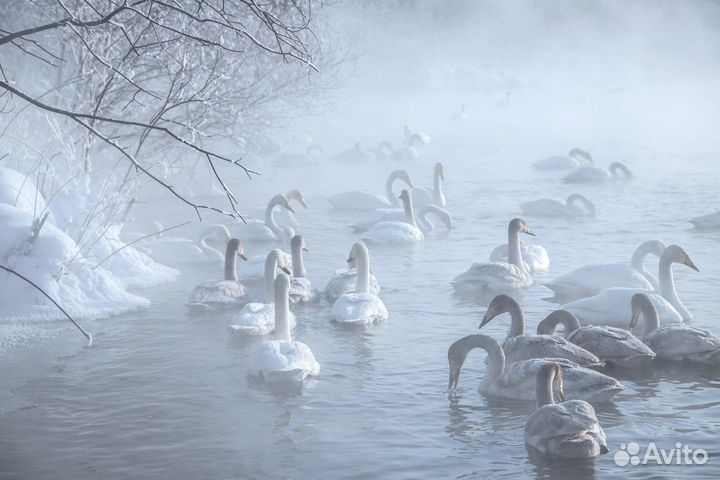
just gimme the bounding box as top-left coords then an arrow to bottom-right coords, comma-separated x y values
2,131 -> 720,479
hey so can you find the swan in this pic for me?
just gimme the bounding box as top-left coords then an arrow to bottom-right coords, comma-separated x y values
374,141 -> 420,161
544,239 -> 666,299
524,363 -> 609,458
331,143 -> 376,163
520,194 -> 596,218
330,241 -> 388,325
248,273 -> 320,382
690,211 -> 720,229
273,143 -> 324,167
239,227 -> 294,282
416,205 -> 453,233
145,224 -> 230,265
412,162 -> 446,208
452,218 -> 534,293
479,295 -> 602,367
324,253 -> 381,303
537,310 -> 655,368
328,169 -> 413,211
347,202 -> 451,234
630,293 -> 720,364
562,244 -> 698,327
447,334 -> 623,402
187,238 -> 251,311
488,240 -> 549,273
563,162 -> 633,184
362,190 -> 424,244
533,148 -> 593,170
288,234 -> 318,304
403,125 -> 431,147
228,194 -> 294,242
274,189 -> 308,228
229,249 -> 295,335
452,102 -> 468,121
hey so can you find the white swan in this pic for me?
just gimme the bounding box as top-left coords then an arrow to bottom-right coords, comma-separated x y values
520,194 -> 595,218
563,162 -> 633,184
412,162 -> 446,208
145,224 -> 230,265
544,239 -> 666,299
273,144 -> 324,167
403,125 -> 431,147
630,293 -> 720,364
374,141 -> 420,161
187,238 -> 251,311
362,190 -> 424,244
248,273 -> 320,382
229,249 -> 295,335
288,234 -> 318,304
488,240 -> 549,273
537,310 -> 655,368
563,244 -> 699,328
524,363 -> 609,458
324,249 -> 381,303
447,334 -> 623,402
274,189 -> 308,228
452,218 -> 534,293
533,148 -> 593,171
331,142 -> 376,163
416,205 -> 453,233
330,241 -> 388,325
479,295 -> 602,367
690,211 -> 720,229
228,194 -> 294,242
239,227 -> 294,282
328,169 -> 413,211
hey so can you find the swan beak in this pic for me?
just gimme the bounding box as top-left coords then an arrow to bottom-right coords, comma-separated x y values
600,445 -> 609,454
286,205 -> 295,214
280,266 -> 291,274
479,308 -> 497,328
346,256 -> 354,264
684,255 -> 699,272
303,247 -> 309,252
238,253 -> 248,261
299,198 -> 308,209
448,368 -> 460,390
525,228 -> 536,237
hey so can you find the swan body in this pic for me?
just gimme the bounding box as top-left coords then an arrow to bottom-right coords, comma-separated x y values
480,295 -> 602,368
362,190 -> 424,244
248,273 -> 319,382
533,148 -> 593,171
273,144 -> 323,167
489,242 -> 549,273
520,194 -> 595,217
348,204 -> 451,234
187,239 -> 250,310
412,162 -> 446,208
538,310 -> 655,367
331,143 -> 376,163
330,241 -> 388,325
690,211 -> 720,229
563,162 -> 633,184
228,194 -> 294,242
544,240 -> 666,299
403,125 -> 431,147
448,335 -> 623,402
375,141 -> 420,161
328,169 -> 413,211
453,218 -> 534,292
145,224 -> 230,266
324,268 -> 380,302
631,293 -> 720,363
229,249 -> 295,335
525,363 -> 608,458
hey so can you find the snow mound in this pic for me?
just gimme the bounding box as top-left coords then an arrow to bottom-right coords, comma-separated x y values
0,166 -> 47,215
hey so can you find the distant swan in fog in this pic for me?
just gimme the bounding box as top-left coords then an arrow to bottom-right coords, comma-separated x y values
544,239 -> 666,299
489,240 -> 549,273
328,169 -> 413,211
520,194 -> 595,218
563,245 -> 699,328
403,125 -> 431,148
146,224 -> 230,265
330,241 -> 388,325
630,293 -> 720,364
479,295 -> 602,367
187,239 -> 250,311
689,211 -> 720,229
362,190 -> 424,244
452,102 -> 468,121
412,162 -> 446,208
332,142 -> 376,163
273,143 -> 324,167
348,202 -> 451,234
447,334 -> 622,402
375,141 -> 420,161
452,218 -> 535,292
248,273 -> 320,382
524,363 -> 609,458
537,310 -> 655,368
533,148 -> 593,170
274,189 -> 308,228
229,249 -> 294,335
288,235 -> 318,304
563,162 -> 633,184
228,194 -> 294,242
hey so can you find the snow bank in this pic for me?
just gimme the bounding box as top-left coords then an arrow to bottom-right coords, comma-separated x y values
0,166 -> 47,215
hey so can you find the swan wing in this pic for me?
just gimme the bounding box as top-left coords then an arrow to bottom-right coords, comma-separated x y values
328,191 -> 391,210
546,263 -> 653,299
228,220 -> 276,242
568,326 -> 655,363
646,325 -> 720,359
188,280 -> 249,307
452,262 -> 532,291
504,335 -> 601,366
324,269 -> 381,302
690,211 -> 720,229
525,401 -> 606,457
290,277 -> 318,303
563,166 -> 611,184
533,156 -> 578,170
564,288 -> 682,328
229,303 -> 295,334
362,221 -> 424,244
331,293 -> 388,324
348,210 -> 403,233
249,340 -> 320,381
410,187 -> 434,208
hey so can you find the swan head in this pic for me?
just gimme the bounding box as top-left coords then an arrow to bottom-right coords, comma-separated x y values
435,162 -> 445,180
272,194 -> 295,214
347,241 -> 369,265
568,148 -> 593,164
480,294 -> 517,328
286,189 -> 308,209
509,218 -> 535,236
399,189 -> 412,204
291,234 -> 308,253
275,271 -> 291,296
227,238 -> 248,261
269,248 -> 292,275
391,169 -> 414,188
662,244 -> 699,272
537,310 -> 581,335
629,293 -> 653,329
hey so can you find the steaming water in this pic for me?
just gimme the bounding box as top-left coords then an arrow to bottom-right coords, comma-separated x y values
2,131 -> 720,479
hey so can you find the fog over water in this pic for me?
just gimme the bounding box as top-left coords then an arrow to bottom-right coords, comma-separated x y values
2,2 -> 720,479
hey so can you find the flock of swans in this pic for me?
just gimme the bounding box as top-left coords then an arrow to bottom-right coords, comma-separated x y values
143,140 -> 720,463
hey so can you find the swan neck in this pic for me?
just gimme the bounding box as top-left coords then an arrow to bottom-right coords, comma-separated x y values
274,284 -> 291,341
224,243 -> 238,281
453,335 -> 505,389
291,242 -> 305,278
264,254 -> 278,303
537,311 -> 580,335
265,197 -> 282,236
640,301 -> 661,336
402,194 -> 417,227
433,168 -> 443,204
536,369 -> 556,407
658,256 -> 683,312
355,249 -> 371,294
386,172 -> 404,207
507,301 -> 526,339
507,225 -> 525,273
